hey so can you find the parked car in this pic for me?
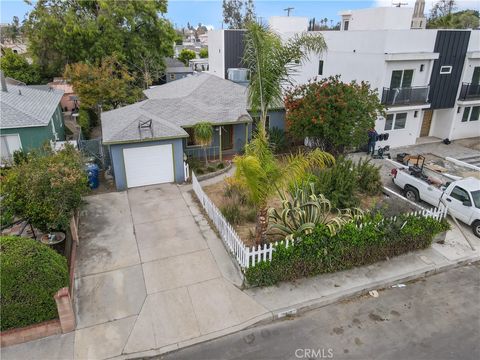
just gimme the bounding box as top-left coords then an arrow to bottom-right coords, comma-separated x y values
391,167 -> 480,238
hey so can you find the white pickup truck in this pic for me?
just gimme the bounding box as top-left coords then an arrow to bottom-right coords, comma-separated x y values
391,167 -> 480,238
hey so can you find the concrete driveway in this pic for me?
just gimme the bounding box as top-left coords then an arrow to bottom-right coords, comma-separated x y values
73,184 -> 268,359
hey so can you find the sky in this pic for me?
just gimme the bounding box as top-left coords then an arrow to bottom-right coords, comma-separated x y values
0,0 -> 477,29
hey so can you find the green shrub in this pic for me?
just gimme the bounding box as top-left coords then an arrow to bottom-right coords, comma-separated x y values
78,108 -> 91,138
313,157 -> 359,209
0,236 -> 69,331
245,214 -> 449,287
355,158 -> 382,195
207,166 -> 216,173
187,156 -> 202,172
269,127 -> 287,153
217,162 -> 225,169
244,207 -> 258,222
221,203 -> 243,225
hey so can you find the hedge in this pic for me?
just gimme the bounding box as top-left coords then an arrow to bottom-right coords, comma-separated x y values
0,236 -> 69,331
245,215 -> 450,287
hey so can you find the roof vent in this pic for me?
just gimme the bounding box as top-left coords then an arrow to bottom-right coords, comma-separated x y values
18,89 -> 22,95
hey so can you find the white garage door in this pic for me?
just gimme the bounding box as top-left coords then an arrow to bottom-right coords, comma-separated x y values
123,144 -> 174,188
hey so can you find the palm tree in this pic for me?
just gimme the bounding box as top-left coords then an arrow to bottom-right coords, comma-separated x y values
242,22 -> 327,133
194,122 -> 213,165
235,134 -> 334,245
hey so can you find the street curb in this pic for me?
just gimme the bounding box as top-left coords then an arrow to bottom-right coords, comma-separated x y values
122,254 -> 479,359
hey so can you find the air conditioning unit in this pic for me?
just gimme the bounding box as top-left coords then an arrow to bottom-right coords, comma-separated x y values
227,68 -> 249,84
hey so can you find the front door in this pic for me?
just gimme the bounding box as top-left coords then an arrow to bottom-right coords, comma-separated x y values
420,110 -> 433,137
221,125 -> 233,150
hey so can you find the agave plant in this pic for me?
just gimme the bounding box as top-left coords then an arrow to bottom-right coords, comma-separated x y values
268,183 -> 364,241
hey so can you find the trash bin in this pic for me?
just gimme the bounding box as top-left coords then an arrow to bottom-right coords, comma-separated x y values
86,163 -> 100,189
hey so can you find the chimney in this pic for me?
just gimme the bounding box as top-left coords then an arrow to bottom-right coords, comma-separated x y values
1,71 -> 8,92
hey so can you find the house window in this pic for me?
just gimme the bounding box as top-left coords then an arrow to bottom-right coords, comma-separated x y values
318,60 -> 324,75
461,106 -> 479,122
457,107 -> 461,113
185,127 -> 196,146
344,20 -> 349,30
169,73 -> 175,80
440,66 -> 452,74
414,111 -> 418,118
472,67 -> 480,85
471,106 -> 479,121
384,113 -> 407,131
420,64 -> 424,72
462,107 -> 471,122
390,70 -> 413,89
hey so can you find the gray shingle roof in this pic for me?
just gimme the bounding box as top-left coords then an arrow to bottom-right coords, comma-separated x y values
102,73 -> 251,144
166,66 -> 194,74
1,85 -> 63,129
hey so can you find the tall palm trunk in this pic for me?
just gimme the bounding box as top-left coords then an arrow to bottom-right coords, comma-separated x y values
255,206 -> 269,245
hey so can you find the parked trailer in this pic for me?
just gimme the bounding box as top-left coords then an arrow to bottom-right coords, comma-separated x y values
391,166 -> 480,238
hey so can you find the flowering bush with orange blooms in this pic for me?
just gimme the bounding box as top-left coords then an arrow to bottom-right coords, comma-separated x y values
0,145 -> 89,232
284,76 -> 385,154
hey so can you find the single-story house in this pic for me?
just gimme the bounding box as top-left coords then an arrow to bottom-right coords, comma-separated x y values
0,75 -> 65,164
101,72 -> 286,190
162,58 -> 194,83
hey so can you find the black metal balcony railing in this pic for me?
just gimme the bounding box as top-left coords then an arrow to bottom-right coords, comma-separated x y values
381,86 -> 430,106
458,83 -> 480,101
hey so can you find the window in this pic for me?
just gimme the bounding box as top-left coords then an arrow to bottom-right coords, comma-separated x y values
185,127 -> 196,146
462,106 -> 479,122
471,67 -> 480,85
169,73 -> 175,80
384,113 -> 407,131
420,64 -> 424,72
390,70 -> 413,89
471,106 -> 479,121
457,107 -> 461,113
344,20 -> 349,30
450,186 -> 470,204
318,60 -> 324,75
414,111 -> 418,118
440,66 -> 452,74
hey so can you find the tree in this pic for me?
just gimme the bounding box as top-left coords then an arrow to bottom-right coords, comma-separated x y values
178,48 -> 196,66
194,122 -> 214,165
64,55 -> 142,112
0,49 -> 41,84
427,9 -> 479,29
429,0 -> 457,20
285,76 -> 385,155
222,0 -> 255,29
0,145 -> 89,233
24,0 -> 176,86
0,16 -> 23,44
243,22 -> 327,133
234,133 -> 334,245
199,48 -> 209,59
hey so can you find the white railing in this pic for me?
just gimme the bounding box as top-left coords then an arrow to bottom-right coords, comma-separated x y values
192,172 -> 448,270
183,161 -> 190,182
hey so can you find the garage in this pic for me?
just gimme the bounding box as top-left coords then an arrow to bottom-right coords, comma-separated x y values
123,144 -> 174,188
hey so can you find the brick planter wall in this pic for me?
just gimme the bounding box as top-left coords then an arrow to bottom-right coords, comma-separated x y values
0,319 -> 62,347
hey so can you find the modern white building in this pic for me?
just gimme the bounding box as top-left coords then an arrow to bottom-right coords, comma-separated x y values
209,3 -> 480,148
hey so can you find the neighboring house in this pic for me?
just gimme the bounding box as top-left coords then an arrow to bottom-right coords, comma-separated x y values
101,72 -> 284,190
208,3 -> 480,148
162,58 -> 194,83
0,74 -> 65,164
48,78 -> 80,111
190,58 -> 209,72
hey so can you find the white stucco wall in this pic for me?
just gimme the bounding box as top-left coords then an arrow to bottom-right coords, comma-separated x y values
375,110 -> 423,149
450,106 -> 480,140
341,7 -> 414,31
269,16 -> 309,34
207,30 -> 225,79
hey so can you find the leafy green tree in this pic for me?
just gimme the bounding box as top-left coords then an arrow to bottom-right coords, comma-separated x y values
222,0 -> 255,29
199,48 -> 209,59
194,122 -> 214,165
0,145 -> 89,233
64,55 -> 142,112
234,133 -> 334,245
243,22 -> 327,133
427,9 -> 479,29
0,49 -> 41,84
178,49 -> 197,66
24,0 -> 176,86
285,76 -> 385,154
0,16 -> 23,43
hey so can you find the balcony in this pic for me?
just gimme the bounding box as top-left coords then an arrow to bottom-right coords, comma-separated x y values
458,83 -> 480,101
381,86 -> 430,106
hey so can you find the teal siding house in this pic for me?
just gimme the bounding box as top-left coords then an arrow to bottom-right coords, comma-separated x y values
0,77 -> 65,164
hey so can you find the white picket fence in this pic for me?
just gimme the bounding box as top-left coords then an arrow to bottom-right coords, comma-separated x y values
192,172 -> 448,270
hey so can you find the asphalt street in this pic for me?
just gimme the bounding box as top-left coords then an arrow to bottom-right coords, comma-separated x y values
161,263 -> 480,360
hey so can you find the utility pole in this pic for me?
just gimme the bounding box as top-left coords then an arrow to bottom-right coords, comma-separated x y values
392,2 -> 408,7
284,7 -> 294,16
